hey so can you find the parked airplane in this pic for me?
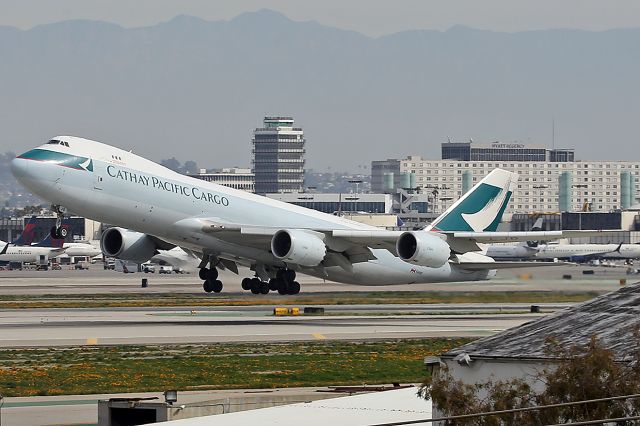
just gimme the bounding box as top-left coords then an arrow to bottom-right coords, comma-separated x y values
486,219 -> 640,262
0,216 -> 66,264
11,136 -> 611,294
0,238 -> 65,264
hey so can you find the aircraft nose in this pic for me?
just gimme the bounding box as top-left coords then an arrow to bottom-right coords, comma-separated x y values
10,156 -> 29,179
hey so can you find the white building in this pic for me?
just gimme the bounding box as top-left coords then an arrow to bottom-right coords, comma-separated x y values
188,168 -> 254,192
431,283 -> 640,423
400,155 -> 640,215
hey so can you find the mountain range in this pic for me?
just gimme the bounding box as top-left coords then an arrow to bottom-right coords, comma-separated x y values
1,9 -> 639,170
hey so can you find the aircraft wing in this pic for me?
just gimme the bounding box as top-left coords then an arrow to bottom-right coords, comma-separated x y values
174,218 -> 622,259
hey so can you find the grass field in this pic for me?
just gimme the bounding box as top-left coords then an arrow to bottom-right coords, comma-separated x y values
0,291 -> 600,309
0,339 -> 472,397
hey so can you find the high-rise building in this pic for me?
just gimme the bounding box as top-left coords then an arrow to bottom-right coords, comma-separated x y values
252,116 -> 305,194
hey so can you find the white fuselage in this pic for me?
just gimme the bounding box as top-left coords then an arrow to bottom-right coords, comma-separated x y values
61,241 -> 102,258
487,243 -> 640,260
0,240 -> 64,263
11,137 -> 493,285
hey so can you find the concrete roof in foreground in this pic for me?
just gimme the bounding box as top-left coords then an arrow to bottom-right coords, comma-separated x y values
157,387 -> 431,426
444,282 -> 640,362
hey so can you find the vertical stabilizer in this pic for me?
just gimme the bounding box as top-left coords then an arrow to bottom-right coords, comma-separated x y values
427,168 -> 518,232
11,216 -> 38,246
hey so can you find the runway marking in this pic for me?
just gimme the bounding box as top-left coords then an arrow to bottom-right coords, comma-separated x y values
312,333 -> 326,340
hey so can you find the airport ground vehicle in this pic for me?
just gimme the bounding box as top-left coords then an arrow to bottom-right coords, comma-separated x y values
142,263 -> 155,273
74,261 -> 90,270
158,265 -> 173,274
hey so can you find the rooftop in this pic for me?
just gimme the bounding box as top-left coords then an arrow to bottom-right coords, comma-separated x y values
443,282 -> 640,362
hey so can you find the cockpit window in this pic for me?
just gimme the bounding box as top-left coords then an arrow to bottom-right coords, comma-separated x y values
47,140 -> 70,147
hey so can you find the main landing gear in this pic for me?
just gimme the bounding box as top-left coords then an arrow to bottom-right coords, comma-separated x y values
241,269 -> 300,295
50,205 -> 68,239
200,267 -> 223,293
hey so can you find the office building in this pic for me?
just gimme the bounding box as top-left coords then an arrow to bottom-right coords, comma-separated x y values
400,155 -> 640,215
441,140 -> 575,162
188,168 -> 254,192
252,116 -> 305,194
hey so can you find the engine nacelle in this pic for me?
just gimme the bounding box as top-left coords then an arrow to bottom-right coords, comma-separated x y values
100,227 -> 157,263
271,229 -> 327,267
396,231 -> 451,268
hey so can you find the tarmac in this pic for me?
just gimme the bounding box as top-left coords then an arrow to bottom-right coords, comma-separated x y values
0,262 -> 637,425
0,262 -> 635,294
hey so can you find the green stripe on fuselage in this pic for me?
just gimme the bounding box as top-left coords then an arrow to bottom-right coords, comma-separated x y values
17,149 -> 93,172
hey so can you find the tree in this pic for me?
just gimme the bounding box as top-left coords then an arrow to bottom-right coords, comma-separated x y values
420,335 -> 640,425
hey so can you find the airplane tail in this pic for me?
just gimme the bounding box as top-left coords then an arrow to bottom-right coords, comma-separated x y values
427,168 -> 518,233
11,216 -> 38,246
526,217 -> 544,247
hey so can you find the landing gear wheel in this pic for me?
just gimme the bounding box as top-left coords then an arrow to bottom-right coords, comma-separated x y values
212,280 -> 223,293
284,269 -> 296,283
288,281 -> 301,295
199,268 -> 218,281
268,279 -> 279,291
277,279 -> 288,295
203,279 -> 214,293
206,268 -> 219,281
250,278 -> 261,294
50,226 -> 67,239
241,278 -> 252,291
259,281 -> 270,295
199,268 -> 208,281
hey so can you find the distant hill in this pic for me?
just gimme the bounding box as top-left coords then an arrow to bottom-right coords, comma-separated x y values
1,10 -> 639,170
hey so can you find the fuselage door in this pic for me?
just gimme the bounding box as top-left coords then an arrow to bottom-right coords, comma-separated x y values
94,174 -> 104,190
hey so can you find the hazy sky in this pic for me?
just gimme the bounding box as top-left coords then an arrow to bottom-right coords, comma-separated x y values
1,0 -> 640,35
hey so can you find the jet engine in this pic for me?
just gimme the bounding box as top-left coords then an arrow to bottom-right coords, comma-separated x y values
100,227 -> 158,263
271,229 -> 327,267
396,231 -> 451,268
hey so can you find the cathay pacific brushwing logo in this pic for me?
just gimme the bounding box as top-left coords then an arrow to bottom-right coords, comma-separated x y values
461,187 -> 510,232
79,158 -> 93,172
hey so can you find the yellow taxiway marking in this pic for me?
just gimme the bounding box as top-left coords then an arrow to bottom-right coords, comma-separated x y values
86,337 -> 98,345
312,333 -> 326,340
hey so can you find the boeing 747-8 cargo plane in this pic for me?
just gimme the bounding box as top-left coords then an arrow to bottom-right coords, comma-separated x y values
11,136 -> 609,294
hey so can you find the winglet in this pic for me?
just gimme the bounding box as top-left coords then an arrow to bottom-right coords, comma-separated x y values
1,242 -> 8,255
427,168 -> 518,233
615,242 -> 623,253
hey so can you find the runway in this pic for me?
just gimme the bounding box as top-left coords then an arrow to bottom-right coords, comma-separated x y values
0,263 -> 635,295
0,306 -> 540,347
